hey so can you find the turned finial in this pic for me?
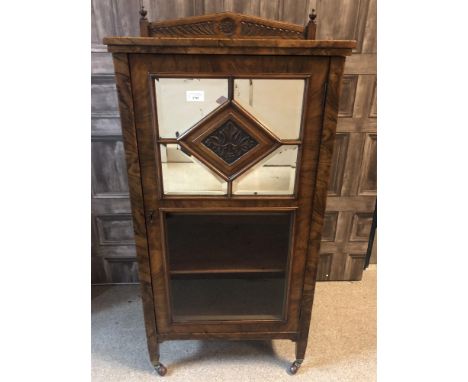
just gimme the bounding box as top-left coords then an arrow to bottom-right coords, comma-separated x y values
305,9 -> 317,39
139,3 -> 149,37
139,5 -> 148,21
309,9 -> 317,24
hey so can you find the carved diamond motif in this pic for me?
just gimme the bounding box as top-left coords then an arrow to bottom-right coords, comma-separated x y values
178,102 -> 279,180
202,120 -> 258,164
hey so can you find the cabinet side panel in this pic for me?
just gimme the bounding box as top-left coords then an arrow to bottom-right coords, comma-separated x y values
297,56 -> 346,354
112,53 -> 160,361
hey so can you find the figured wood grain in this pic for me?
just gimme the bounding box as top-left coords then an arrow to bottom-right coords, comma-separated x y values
108,45 -> 353,57
112,53 -> 160,366
104,36 -> 356,50
297,56 -> 346,359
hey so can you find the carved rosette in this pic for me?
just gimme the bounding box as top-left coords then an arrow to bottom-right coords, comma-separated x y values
202,120 -> 258,164
219,18 -> 236,35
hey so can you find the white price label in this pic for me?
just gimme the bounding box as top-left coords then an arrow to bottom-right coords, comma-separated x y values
186,90 -> 205,102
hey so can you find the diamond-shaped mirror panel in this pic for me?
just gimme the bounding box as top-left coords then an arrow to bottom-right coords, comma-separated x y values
234,79 -> 305,139
155,78 -> 228,138
160,143 -> 228,195
179,103 -> 279,180
202,120 -> 258,164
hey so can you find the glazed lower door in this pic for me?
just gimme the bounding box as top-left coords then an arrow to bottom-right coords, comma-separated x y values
163,212 -> 293,324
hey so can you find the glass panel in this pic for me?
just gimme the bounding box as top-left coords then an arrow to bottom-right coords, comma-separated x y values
166,213 -> 292,321
160,144 -> 227,195
170,277 -> 284,321
155,78 -> 229,138
233,145 -> 298,195
234,79 -> 305,139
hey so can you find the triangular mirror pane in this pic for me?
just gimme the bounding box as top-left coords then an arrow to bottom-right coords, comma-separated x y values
160,144 -> 227,195
233,145 -> 298,195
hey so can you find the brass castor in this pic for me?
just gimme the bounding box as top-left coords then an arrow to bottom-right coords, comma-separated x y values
289,360 -> 303,375
154,363 -> 167,376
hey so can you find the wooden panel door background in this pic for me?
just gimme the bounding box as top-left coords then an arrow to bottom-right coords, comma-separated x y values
91,0 -> 377,283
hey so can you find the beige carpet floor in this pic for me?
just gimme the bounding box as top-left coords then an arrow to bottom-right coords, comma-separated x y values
92,265 -> 376,381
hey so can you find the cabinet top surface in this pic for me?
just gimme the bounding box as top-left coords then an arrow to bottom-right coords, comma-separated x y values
104,37 -> 355,55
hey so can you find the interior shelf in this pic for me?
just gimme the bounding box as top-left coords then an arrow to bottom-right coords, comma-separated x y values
170,255 -> 286,275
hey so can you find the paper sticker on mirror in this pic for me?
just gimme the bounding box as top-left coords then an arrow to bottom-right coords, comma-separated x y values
186,90 -> 205,102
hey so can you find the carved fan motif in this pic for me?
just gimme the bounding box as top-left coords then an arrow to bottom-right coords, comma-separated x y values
149,22 -> 216,36
202,120 -> 258,164
144,12 -> 305,39
240,21 -> 303,37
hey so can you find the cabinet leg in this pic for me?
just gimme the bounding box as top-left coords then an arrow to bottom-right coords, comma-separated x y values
288,339 -> 307,375
295,338 -> 307,361
150,341 -> 167,376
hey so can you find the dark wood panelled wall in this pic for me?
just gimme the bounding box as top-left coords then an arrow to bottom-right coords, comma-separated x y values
91,0 -> 377,283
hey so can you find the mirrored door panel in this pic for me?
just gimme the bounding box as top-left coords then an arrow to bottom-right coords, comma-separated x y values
154,77 -> 305,196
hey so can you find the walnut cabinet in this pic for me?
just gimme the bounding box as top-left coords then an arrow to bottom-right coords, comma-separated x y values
104,10 -> 355,376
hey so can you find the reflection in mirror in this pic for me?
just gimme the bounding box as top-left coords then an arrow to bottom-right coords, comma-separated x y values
160,144 -> 227,195
155,78 -> 229,138
234,79 -> 305,140
233,145 -> 298,195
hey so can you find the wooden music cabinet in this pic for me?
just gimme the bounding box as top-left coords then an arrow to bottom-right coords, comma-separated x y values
104,9 -> 355,376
